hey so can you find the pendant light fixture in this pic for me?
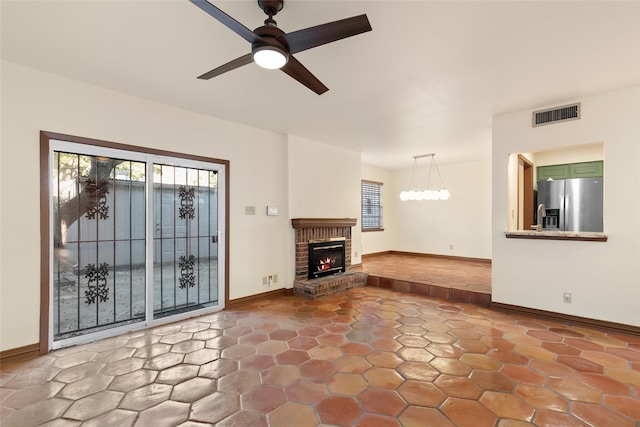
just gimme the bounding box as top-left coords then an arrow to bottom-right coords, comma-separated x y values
399,153 -> 451,201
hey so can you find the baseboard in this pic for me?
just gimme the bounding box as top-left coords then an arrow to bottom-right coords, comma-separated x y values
491,302 -> 640,338
226,288 -> 293,309
362,250 -> 491,264
0,343 -> 40,370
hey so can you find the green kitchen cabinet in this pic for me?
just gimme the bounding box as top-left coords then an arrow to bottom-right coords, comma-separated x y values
569,161 -> 603,178
537,161 -> 603,181
537,164 -> 570,181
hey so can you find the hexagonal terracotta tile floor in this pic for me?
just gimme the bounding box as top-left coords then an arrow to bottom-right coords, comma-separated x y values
2,287 -> 640,426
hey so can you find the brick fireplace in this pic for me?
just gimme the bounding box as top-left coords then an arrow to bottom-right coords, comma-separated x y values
291,218 -> 367,299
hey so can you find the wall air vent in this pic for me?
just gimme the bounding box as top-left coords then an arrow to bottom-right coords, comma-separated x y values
532,103 -> 581,127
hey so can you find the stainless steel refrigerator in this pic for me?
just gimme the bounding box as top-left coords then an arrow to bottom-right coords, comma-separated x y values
537,177 -> 603,232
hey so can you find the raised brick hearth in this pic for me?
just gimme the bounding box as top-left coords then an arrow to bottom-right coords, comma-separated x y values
291,218 -> 367,299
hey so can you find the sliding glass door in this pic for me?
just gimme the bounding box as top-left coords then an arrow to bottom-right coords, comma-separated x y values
49,140 -> 226,349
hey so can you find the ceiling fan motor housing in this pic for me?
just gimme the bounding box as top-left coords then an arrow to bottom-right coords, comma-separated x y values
252,25 -> 290,64
258,0 -> 284,16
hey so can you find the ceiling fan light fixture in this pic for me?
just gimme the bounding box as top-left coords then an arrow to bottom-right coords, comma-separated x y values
252,45 -> 289,69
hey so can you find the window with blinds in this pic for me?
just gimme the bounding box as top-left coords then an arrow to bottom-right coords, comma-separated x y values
361,180 -> 383,231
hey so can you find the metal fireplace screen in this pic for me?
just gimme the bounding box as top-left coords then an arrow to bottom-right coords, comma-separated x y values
308,238 -> 346,279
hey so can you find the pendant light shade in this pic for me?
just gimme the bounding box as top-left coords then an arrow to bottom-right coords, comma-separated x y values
399,153 -> 451,201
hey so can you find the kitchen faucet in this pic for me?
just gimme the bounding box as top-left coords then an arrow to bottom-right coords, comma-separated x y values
532,203 -> 546,232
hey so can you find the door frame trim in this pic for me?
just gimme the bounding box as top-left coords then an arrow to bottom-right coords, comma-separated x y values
39,131 -> 230,355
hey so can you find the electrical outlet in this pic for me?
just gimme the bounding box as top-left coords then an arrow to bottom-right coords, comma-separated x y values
563,292 -> 572,303
262,276 -> 268,286
245,206 -> 256,215
449,244 -> 454,250
273,274 -> 278,283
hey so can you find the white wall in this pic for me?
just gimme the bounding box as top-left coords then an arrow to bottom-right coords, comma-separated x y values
389,159 -> 492,259
360,164 -> 393,256
287,135 -> 362,270
492,86 -> 640,326
1,61 -> 306,351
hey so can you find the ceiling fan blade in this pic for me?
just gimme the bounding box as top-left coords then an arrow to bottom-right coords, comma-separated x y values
282,14 -> 372,54
197,53 -> 254,80
281,56 -> 329,95
190,0 -> 262,44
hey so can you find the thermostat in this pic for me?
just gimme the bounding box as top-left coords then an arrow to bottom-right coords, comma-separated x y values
267,206 -> 279,216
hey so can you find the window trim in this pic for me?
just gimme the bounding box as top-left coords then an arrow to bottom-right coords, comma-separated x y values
361,179 -> 384,232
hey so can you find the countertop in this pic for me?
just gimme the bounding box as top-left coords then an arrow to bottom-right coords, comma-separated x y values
504,230 -> 608,242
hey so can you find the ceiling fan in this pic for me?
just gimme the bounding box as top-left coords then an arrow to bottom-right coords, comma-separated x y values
189,0 -> 372,95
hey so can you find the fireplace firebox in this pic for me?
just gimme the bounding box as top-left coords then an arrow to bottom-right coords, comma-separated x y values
308,238 -> 346,279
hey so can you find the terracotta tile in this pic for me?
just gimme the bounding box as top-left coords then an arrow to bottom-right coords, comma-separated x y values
269,329 -> 298,341
189,392 -> 240,424
171,377 -> 217,403
396,361 -> 440,382
602,395 -> 640,420
430,357 -> 472,376
335,355 -> 372,373
427,343 -> 463,358
275,349 -> 310,366
358,388 -> 406,416
547,378 -> 602,403
527,330 -> 564,342
370,339 -> 402,352
198,359 -> 236,380
217,410 -> 268,427
533,410 -> 588,427
397,380 -> 446,406
488,349 -> 530,365
255,340 -> 288,355
299,359 -> 336,380
65,390 -> 124,420
241,385 -> 286,414
557,355 -> 604,374
308,345 -> 343,361
285,378 -> 328,404
479,336 -> 514,350
440,397 -> 498,427
353,414 -> 402,427
316,396 -> 363,426
514,384 -> 568,412
530,359 -> 577,378
541,342 -> 581,356
364,367 -> 405,388
135,400 -> 190,426
0,398 -> 71,427
605,347 -> 640,361
459,354 -> 501,371
604,367 -> 640,387
217,371 -> 260,394
340,342 -> 373,356
267,402 -> 319,427
480,391 -> 535,421
469,370 -> 515,392
365,351 -> 403,369
399,406 -> 455,427
571,401 -> 636,427
563,338 -> 604,352
434,374 -> 483,399
397,347 -> 435,363
576,372 -> 631,395
327,373 -> 368,395
500,364 -> 546,386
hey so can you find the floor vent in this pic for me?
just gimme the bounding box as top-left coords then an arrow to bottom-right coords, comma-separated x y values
532,103 -> 581,127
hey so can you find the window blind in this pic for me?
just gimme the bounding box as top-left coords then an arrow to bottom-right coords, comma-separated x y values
361,180 -> 383,231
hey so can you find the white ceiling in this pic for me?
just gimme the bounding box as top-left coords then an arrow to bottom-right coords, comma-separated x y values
2,0 -> 639,169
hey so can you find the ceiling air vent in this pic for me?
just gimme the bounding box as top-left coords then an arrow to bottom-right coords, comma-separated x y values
532,103 -> 581,127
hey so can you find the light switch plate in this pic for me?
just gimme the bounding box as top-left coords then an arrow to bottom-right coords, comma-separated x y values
267,206 -> 278,216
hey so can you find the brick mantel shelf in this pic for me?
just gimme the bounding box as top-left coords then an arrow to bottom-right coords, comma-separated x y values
291,218 -> 357,229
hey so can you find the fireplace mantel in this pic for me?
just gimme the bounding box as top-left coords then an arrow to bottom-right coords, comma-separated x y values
291,218 -> 357,229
